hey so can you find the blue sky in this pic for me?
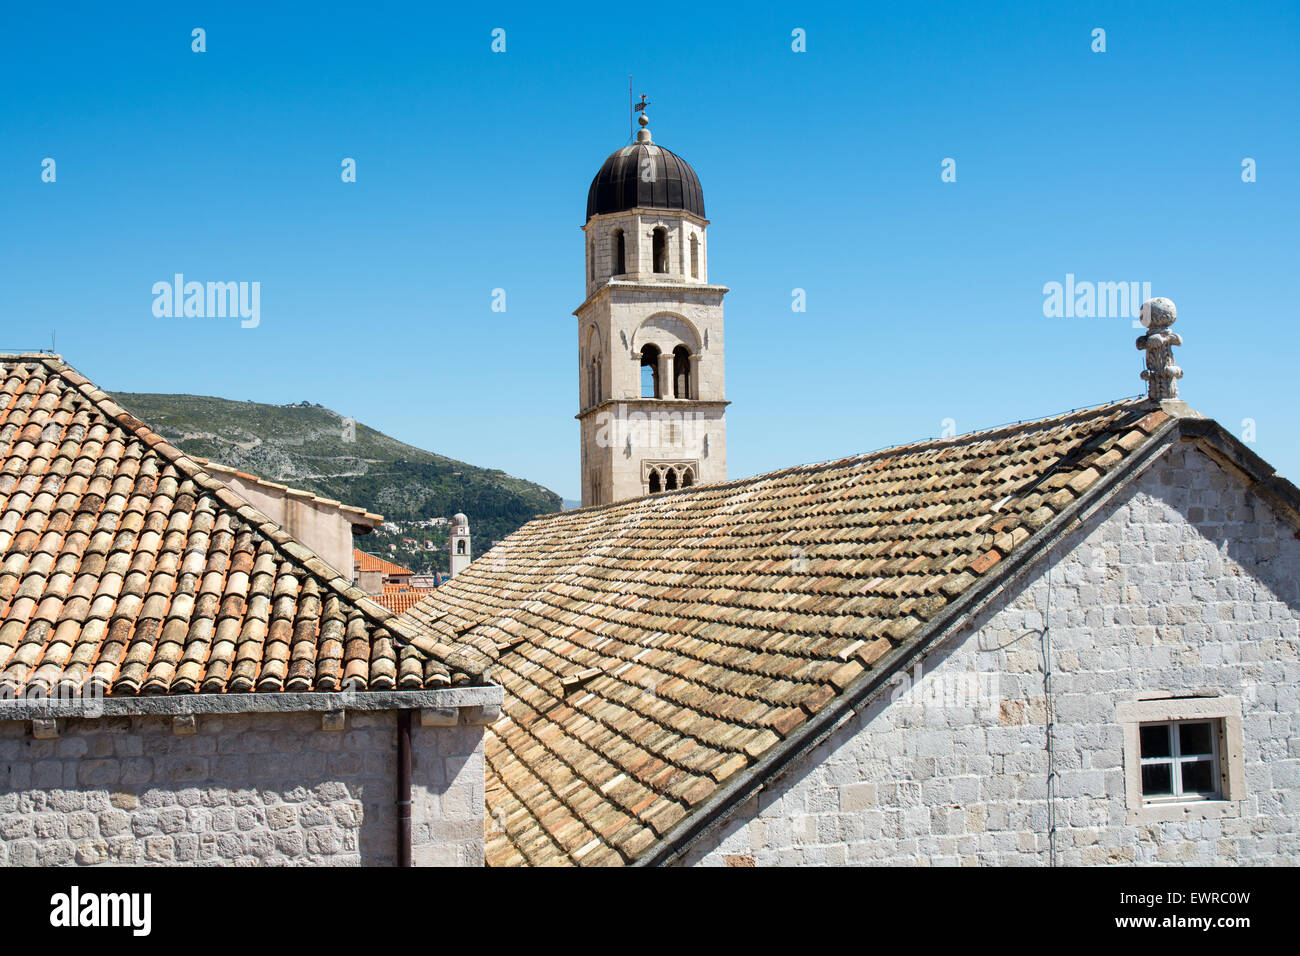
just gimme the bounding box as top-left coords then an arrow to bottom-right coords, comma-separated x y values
2,1 -> 1297,501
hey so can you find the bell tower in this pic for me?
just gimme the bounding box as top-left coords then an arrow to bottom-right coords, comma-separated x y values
448,512 -> 471,577
576,104 -> 729,507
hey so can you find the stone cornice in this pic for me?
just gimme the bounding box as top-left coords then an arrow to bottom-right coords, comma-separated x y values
0,685 -> 503,722
582,208 -> 711,230
574,280 -> 729,317
574,398 -> 730,421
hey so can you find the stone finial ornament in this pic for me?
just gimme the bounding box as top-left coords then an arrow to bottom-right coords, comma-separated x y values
1136,297 -> 1182,401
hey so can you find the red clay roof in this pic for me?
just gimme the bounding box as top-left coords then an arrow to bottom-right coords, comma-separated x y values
375,589 -> 435,615
0,354 -> 486,697
353,549 -> 415,577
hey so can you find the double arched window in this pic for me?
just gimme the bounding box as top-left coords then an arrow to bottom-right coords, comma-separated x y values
633,314 -> 700,401
636,344 -> 692,400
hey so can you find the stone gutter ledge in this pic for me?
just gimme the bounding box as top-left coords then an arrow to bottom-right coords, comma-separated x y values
0,685 -> 503,722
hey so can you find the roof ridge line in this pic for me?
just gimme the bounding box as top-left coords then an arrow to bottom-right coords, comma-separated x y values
194,456 -> 382,523
31,355 -> 484,679
543,395 -> 1152,520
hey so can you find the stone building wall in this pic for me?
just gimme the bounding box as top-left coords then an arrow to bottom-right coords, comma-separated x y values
683,441 -> 1300,866
0,709 -> 485,866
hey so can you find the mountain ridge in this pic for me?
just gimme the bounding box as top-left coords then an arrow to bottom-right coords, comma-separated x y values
110,392 -> 562,573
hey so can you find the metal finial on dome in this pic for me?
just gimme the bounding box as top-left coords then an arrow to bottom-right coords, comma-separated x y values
634,94 -> 651,143
586,115 -> 705,220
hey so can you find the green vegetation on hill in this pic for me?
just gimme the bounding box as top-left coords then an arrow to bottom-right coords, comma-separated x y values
112,393 -> 561,573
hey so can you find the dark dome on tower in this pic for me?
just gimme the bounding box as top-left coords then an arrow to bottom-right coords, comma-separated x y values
585,141 -> 706,222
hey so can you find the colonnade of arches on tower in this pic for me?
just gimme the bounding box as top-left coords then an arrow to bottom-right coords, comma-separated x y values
586,224 -> 703,286
580,314 -> 701,410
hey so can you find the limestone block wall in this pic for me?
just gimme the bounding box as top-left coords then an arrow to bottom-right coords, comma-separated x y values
682,441 -> 1300,866
579,402 -> 726,506
0,709 -> 485,866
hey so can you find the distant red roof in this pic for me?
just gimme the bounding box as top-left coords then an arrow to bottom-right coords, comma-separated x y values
353,549 -> 415,576
375,589 -> 434,614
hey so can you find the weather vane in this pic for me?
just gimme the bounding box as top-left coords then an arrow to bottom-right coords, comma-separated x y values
628,81 -> 651,142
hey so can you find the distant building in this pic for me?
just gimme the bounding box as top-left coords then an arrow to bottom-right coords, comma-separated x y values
352,549 -> 437,615
353,549 -> 415,592
449,513 -> 472,577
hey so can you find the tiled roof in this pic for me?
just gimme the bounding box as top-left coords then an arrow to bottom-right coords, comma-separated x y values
0,355 -> 487,699
404,397 -> 1174,865
353,549 -> 415,577
375,589 -> 434,615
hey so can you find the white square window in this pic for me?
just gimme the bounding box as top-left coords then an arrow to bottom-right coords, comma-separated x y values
1137,719 -> 1222,803
1117,696 -> 1245,824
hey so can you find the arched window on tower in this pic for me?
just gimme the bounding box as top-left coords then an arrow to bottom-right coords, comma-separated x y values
673,346 -> 692,399
681,467 -> 694,488
585,326 -> 601,408
589,240 -> 594,281
689,235 -> 699,278
648,470 -> 661,494
594,357 -> 602,403
665,469 -> 678,491
456,540 -> 466,555
640,344 -> 661,398
652,227 -> 668,274
612,229 -> 626,276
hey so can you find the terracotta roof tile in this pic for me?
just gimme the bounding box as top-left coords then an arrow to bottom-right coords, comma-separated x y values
0,355 -> 486,697
374,585 -> 436,615
354,549 -> 415,576
402,396 -> 1166,865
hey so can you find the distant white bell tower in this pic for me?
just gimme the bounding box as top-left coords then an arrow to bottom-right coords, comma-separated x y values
576,102 -> 729,507
449,512 -> 471,577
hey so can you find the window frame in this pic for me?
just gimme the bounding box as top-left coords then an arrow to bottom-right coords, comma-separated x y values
1117,696 -> 1245,824
1137,719 -> 1221,804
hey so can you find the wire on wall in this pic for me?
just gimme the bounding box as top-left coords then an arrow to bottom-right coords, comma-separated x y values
1043,552 -> 1057,867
